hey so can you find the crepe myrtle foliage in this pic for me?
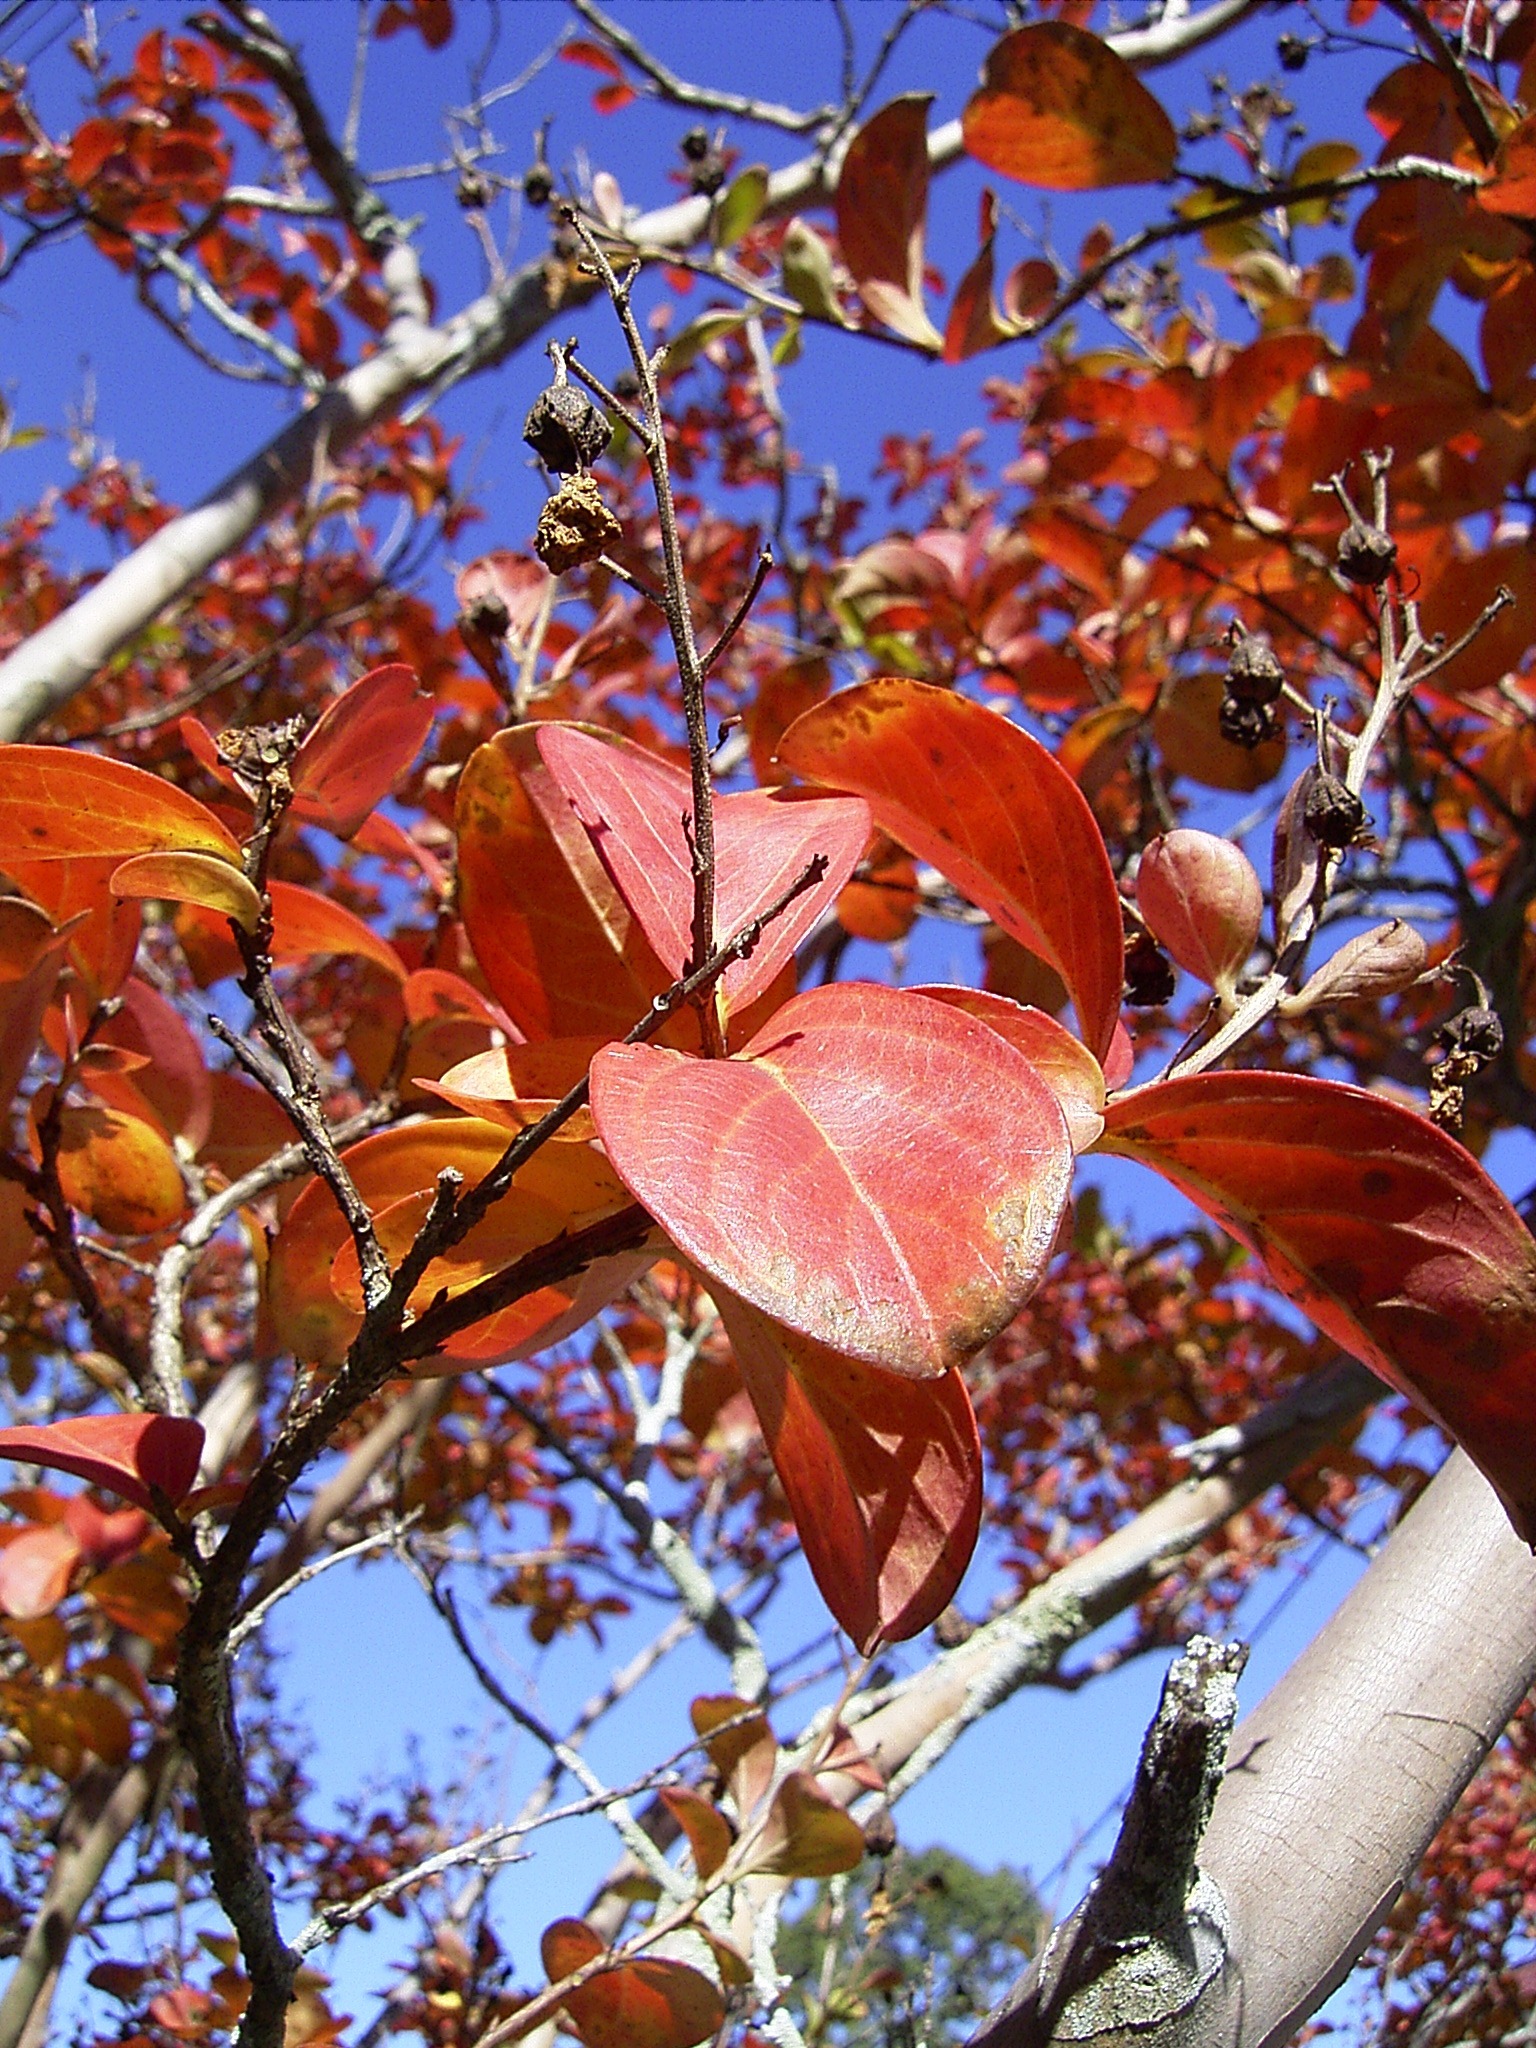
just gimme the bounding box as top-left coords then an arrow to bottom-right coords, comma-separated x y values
0,4 -> 1534,2048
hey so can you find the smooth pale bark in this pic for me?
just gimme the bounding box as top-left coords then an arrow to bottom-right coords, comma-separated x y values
969,1450 -> 1536,2048
0,0 -> 1259,742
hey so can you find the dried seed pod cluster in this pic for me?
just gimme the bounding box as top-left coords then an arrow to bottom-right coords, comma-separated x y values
523,382 -> 612,476
1219,631 -> 1283,749
1302,773 -> 1368,850
1336,517 -> 1396,587
534,473 -> 622,574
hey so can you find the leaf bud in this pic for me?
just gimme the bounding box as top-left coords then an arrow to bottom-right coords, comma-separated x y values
534,473 -> 622,574
1218,694 -> 1278,749
1135,829 -> 1263,993
1223,633 -> 1285,705
1336,519 -> 1396,587
1302,773 -> 1367,849
522,381 -> 611,475
1285,920 -> 1427,1013
1123,928 -> 1177,1008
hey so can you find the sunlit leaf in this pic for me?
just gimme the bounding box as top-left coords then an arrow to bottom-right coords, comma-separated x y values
0,1523 -> 81,1619
540,1920 -> 724,2048
911,985 -> 1106,1150
417,1039 -> 602,1140
537,724 -> 869,1019
755,1769 -> 865,1877
716,1287 -> 982,1651
592,982 -> 1072,1376
110,850 -> 262,932
835,94 -> 944,350
288,663 -> 436,839
780,680 -> 1125,1061
657,1786 -> 733,1880
267,880 -> 407,983
51,1103 -> 186,1236
0,1414 -> 204,1511
1101,1072 -> 1536,1542
690,1695 -> 777,1818
962,23 -> 1178,189
0,748 -> 240,864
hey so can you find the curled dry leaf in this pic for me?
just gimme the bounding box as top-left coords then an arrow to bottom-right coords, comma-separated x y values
1285,920 -> 1428,1013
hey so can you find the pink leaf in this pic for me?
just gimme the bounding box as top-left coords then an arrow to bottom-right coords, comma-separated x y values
0,1415 -> 204,1511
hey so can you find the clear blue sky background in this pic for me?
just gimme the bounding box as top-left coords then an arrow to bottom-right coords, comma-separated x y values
0,0 -> 1495,2025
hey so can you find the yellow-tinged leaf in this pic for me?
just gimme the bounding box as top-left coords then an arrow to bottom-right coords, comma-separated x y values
111,852 -> 262,932
962,23 -> 1178,190
657,1786 -> 733,1880
50,1104 -> 186,1236
1288,141 -> 1361,226
0,748 -> 240,865
754,1770 -> 865,1877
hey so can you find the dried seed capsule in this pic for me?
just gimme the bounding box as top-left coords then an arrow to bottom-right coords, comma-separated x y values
1302,772 -> 1367,849
690,152 -> 727,197
522,381 -> 611,475
1218,694 -> 1277,749
1441,1002 -> 1504,1063
522,161 -> 554,209
680,125 -> 712,162
1223,633 -> 1285,705
1277,31 -> 1310,70
1123,928 -> 1177,1008
534,473 -> 622,573
457,169 -> 490,210
1336,519 -> 1397,587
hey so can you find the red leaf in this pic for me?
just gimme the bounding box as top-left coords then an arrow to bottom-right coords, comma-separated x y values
1101,1073 -> 1536,1541
561,38 -> 625,79
536,725 -> 869,1019
962,23 -> 1178,189
717,1288 -> 981,1651
288,664 -> 436,839
590,982 -> 1072,1377
835,95 -> 944,351
779,680 -> 1125,1062
0,1415 -> 204,1511
910,985 -> 1105,1150
540,1919 -> 723,2048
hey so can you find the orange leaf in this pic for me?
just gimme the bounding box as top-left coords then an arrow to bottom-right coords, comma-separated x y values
1477,111 -> 1536,217
835,94 -> 944,350
457,728 -> 672,1041
0,1414 -> 204,1511
0,747 -> 240,864
755,1770 -> 865,1877
288,664 -> 436,839
418,1040 -> 601,1140
84,1553 -> 189,1649
267,880 -> 407,983
690,1695 -> 778,1818
657,1786 -> 733,1880
962,22 -> 1178,189
1101,1073 -> 1536,1542
716,1288 -> 982,1651
110,851 -> 261,931
779,680 -> 1125,1061
266,1117 -> 631,1367
536,725 -> 869,1020
591,983 -> 1072,1377
0,932 -> 69,1116
51,1103 -> 186,1236
9,857 -> 142,1006
85,978 -> 213,1153
540,1920 -> 723,2048
0,1524 -> 81,1619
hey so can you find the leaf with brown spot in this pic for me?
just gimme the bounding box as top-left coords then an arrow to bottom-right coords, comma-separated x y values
1101,1072 -> 1536,1542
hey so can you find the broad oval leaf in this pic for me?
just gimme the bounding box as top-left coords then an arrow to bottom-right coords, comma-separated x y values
716,1286 -> 982,1651
657,1786 -> 733,1881
0,1414 -> 205,1511
755,1770 -> 865,1878
110,851 -> 262,932
1101,1072 -> 1536,1542
0,1524 -> 81,1620
779,681 -> 1124,1061
266,1117 -> 632,1367
267,881 -> 407,983
835,94 -> 944,350
52,1104 -> 186,1236
962,22 -> 1178,190
0,748 -> 240,865
540,1920 -> 724,2048
289,664 -> 436,839
536,725 -> 869,1019
457,727 -> 671,1042
910,985 -> 1105,1150
591,982 -> 1072,1376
